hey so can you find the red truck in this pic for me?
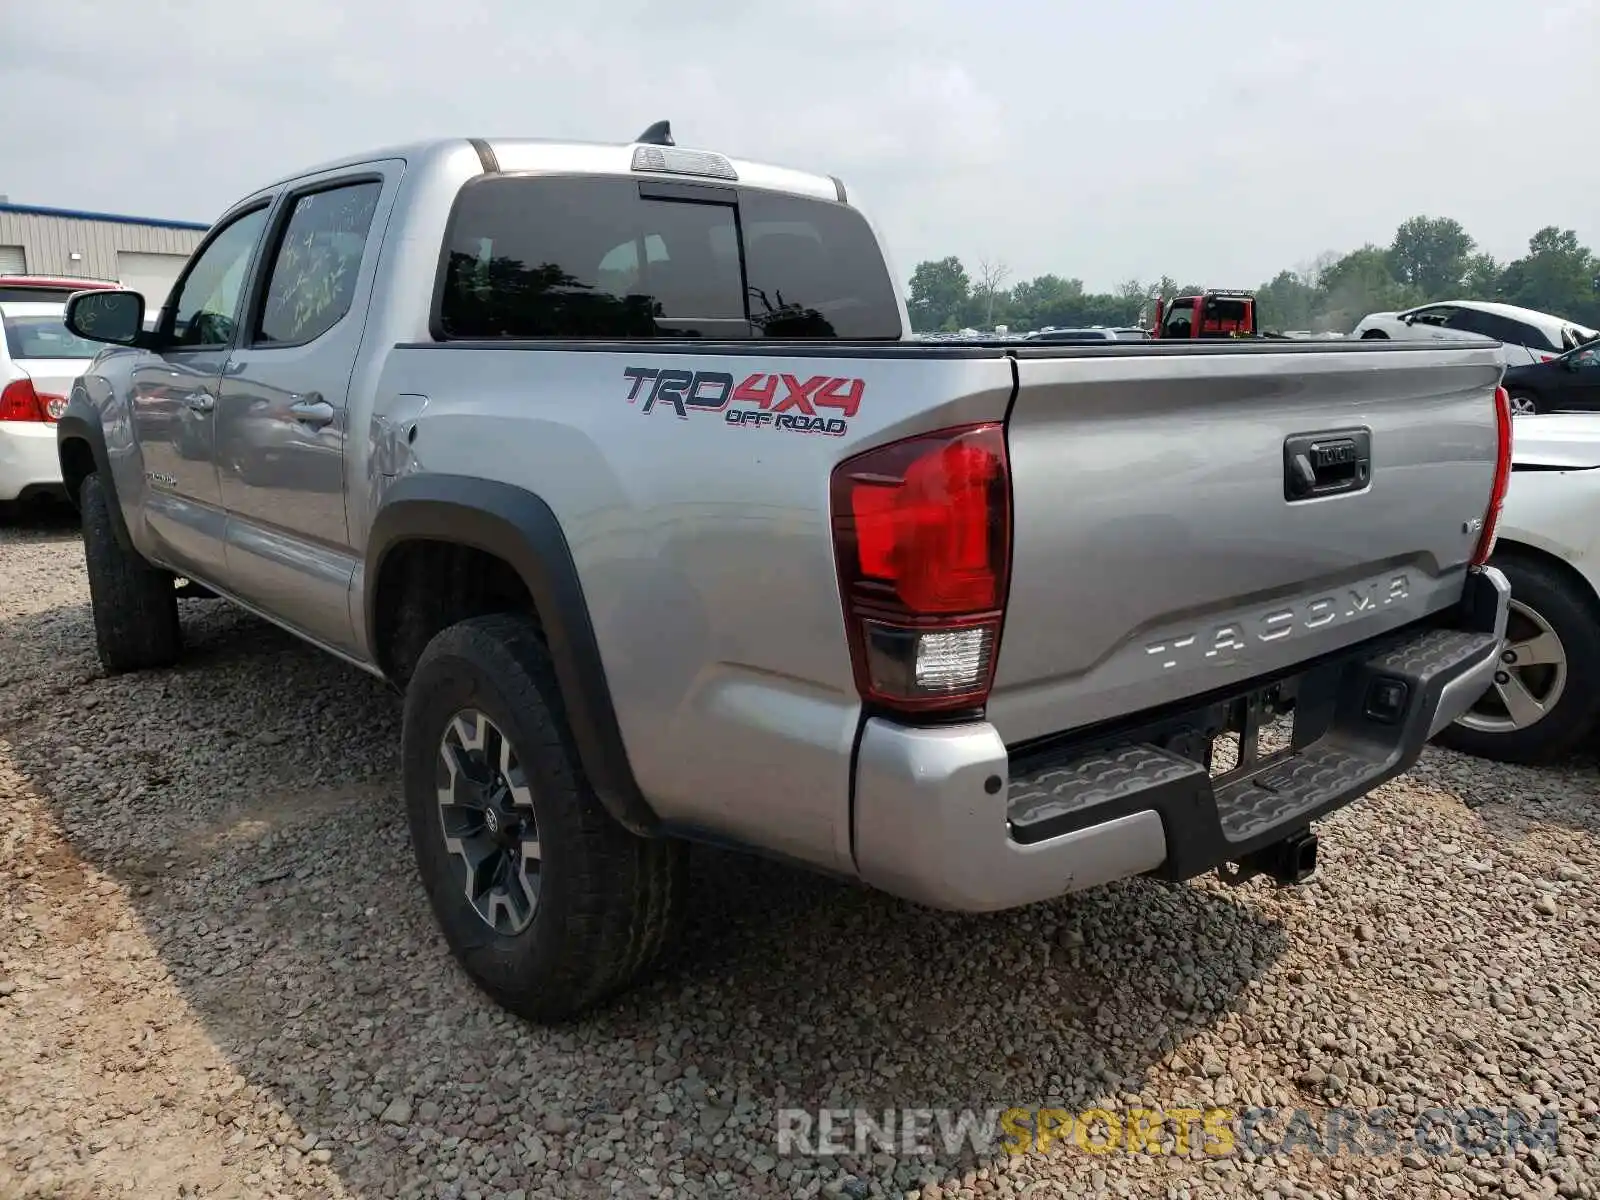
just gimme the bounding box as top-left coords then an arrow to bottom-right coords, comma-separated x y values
1150,288 -> 1258,339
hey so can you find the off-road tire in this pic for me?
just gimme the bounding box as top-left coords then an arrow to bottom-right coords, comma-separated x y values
402,613 -> 687,1022
79,473 -> 181,673
1437,556 -> 1600,764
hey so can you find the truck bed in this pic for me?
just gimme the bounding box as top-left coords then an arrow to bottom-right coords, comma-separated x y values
381,335 -> 1504,856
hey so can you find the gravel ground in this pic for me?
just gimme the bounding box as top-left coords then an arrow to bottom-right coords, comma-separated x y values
2,510 -> 1599,1200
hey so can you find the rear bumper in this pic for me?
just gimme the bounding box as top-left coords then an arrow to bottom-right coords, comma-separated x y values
852,566 -> 1508,912
0,422 -> 64,502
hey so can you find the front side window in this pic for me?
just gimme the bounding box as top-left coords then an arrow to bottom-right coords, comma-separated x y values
170,206 -> 270,348
1406,305 -> 1456,328
256,181 -> 382,346
1162,298 -> 1194,337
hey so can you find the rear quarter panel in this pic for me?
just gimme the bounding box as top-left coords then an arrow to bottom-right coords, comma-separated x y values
368,344 -> 1014,872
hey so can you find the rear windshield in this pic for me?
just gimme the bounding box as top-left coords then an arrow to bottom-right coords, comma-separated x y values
0,286 -> 90,304
436,176 -> 902,340
2,313 -> 102,360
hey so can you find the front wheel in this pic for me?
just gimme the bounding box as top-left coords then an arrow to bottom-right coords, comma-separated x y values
79,473 -> 181,673
401,613 -> 687,1022
1438,556 -> 1600,764
1508,392 -> 1542,416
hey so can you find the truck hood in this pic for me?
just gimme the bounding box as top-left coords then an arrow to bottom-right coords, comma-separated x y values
1512,414 -> 1600,470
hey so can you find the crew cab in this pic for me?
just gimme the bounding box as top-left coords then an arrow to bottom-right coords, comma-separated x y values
58,126 -> 1512,1021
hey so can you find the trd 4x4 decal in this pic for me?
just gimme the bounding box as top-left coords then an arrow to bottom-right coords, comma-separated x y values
622,367 -> 863,436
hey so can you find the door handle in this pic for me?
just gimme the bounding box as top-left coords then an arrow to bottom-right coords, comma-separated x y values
288,395 -> 335,428
184,392 -> 215,413
1283,428 -> 1372,501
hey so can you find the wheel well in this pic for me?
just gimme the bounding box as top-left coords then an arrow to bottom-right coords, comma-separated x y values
372,540 -> 538,686
1492,540 -> 1600,615
59,437 -> 94,506
1360,329 -> 1388,340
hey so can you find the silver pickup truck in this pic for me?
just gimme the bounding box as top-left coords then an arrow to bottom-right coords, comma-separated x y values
56,125 -> 1512,1021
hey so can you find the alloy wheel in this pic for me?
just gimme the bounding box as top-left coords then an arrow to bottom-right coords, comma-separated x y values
1456,599 -> 1568,735
436,708 -> 542,935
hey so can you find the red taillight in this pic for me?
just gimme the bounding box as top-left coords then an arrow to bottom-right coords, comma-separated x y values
0,378 -> 57,422
1472,385 -> 1513,566
831,423 -> 1011,714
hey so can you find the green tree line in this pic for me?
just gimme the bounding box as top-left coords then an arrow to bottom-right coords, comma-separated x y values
906,217 -> 1600,335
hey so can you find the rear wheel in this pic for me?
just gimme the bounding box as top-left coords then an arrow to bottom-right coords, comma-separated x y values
1360,329 -> 1389,340
1438,556 -> 1600,764
1508,392 -> 1542,416
401,613 -> 686,1022
79,473 -> 181,673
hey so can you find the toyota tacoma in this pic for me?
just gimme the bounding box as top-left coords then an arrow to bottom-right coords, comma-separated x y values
56,124 -> 1512,1021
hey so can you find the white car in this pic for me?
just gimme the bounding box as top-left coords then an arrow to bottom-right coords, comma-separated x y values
0,301 -> 101,513
1436,414 -> 1600,763
1352,300 -> 1597,368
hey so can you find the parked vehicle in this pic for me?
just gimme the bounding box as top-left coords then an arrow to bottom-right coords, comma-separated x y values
1024,327 -> 1119,342
1352,300 -> 1597,368
1026,326 -> 1152,343
0,302 -> 100,512
1151,289 -> 1257,339
0,275 -> 118,304
58,127 -> 1512,1021
1438,415 -> 1600,764
1499,339 -> 1600,414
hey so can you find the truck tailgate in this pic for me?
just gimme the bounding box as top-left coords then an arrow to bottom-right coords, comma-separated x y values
989,342 -> 1505,745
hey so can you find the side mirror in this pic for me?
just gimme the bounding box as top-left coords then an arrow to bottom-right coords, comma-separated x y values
64,289 -> 146,347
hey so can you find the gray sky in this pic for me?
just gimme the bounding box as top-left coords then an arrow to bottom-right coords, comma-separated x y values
3,0 -> 1595,291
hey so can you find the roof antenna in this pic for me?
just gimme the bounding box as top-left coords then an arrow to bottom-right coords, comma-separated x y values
636,120 -> 674,147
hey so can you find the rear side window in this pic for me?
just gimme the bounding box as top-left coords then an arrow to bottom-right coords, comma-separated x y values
256,180 -> 382,346
436,176 -> 901,340
1490,316 -> 1559,352
1446,309 -> 1561,352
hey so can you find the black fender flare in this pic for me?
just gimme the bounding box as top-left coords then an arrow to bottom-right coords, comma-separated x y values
365,474 -> 658,836
55,394 -> 136,553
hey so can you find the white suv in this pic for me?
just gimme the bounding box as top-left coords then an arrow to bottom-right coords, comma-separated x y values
1352,300 -> 1597,367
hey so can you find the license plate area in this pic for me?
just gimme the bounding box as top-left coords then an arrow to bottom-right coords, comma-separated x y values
1205,686 -> 1296,785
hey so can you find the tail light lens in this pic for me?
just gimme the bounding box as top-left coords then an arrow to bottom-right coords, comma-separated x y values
0,378 -> 61,422
830,423 -> 1011,714
1472,385 -> 1513,566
